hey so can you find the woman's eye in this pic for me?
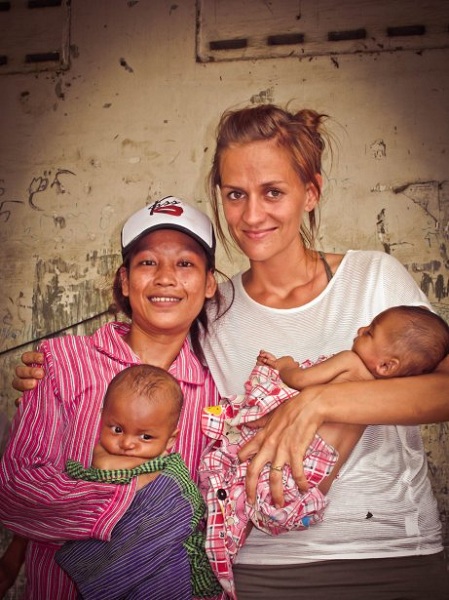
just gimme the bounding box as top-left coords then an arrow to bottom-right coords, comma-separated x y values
178,260 -> 193,268
267,189 -> 282,198
140,259 -> 156,266
227,191 -> 244,201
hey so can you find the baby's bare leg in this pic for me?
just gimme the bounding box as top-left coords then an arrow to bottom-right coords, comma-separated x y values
316,423 -> 365,495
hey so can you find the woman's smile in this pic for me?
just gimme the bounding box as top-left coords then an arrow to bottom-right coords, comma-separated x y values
148,295 -> 181,303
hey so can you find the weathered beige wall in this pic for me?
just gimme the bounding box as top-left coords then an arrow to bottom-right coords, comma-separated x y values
0,1 -> 448,595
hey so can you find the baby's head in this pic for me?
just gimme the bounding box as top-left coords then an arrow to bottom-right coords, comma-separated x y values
352,305 -> 449,379
100,364 -> 183,460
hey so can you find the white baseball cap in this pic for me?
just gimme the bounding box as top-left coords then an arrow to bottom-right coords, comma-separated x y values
121,196 -> 216,261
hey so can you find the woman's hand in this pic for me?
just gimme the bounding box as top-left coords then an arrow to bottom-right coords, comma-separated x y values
12,352 -> 45,393
238,387 -> 326,508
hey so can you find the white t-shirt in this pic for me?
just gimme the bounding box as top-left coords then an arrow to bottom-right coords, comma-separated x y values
202,250 -> 443,564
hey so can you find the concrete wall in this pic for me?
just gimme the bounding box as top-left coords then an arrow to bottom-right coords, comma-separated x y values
0,1 -> 448,596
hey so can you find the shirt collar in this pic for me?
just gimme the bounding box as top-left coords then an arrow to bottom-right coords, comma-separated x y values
92,321 -> 207,386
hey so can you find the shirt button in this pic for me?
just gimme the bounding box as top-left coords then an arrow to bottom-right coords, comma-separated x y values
217,488 -> 227,500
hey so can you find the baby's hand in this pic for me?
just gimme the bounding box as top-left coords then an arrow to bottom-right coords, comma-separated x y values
92,444 -> 147,470
257,350 -> 278,367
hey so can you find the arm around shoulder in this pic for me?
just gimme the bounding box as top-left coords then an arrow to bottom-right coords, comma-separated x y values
1,347 -> 135,543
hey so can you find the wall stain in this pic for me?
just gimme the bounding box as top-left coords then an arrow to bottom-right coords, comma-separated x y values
370,139 -> 386,159
376,207 -> 410,254
53,216 -> 66,228
55,80 -> 65,101
410,260 -> 441,273
250,87 -> 274,104
32,252 -> 121,342
119,58 -> 134,73
70,44 -> 80,59
381,179 -> 449,303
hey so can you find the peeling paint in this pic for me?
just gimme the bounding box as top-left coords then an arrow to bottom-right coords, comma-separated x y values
55,80 -> 65,100
32,253 -> 120,342
370,139 -> 386,159
52,215 -> 66,228
250,87 -> 274,104
371,183 -> 390,192
410,260 -> 442,273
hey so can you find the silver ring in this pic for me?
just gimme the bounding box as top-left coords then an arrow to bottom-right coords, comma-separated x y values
270,465 -> 283,472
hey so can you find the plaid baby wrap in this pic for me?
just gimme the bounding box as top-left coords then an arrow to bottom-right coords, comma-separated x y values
199,363 -> 338,599
57,453 -> 221,599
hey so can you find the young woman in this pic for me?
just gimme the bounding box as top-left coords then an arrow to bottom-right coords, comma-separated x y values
201,104 -> 449,599
0,197 -> 222,599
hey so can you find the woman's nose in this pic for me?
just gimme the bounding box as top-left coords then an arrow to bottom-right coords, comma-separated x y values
154,263 -> 176,285
242,196 -> 264,224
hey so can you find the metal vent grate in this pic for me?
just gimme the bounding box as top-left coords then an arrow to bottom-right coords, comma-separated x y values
0,0 -> 70,75
196,0 -> 449,63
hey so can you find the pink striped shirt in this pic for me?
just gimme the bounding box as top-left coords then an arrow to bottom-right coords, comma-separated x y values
0,321 -> 219,599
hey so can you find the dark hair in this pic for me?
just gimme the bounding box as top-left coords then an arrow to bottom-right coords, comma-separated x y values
208,104 -> 330,255
383,305 -> 449,376
104,364 -> 183,424
111,232 -> 226,363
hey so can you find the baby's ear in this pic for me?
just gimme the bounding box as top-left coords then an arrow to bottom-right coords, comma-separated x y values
375,357 -> 400,378
166,428 -> 180,452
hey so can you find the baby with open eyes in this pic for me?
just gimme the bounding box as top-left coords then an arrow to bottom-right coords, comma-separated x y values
54,364 -> 220,600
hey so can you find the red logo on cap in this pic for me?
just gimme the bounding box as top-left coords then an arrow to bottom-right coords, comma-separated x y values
149,198 -> 183,217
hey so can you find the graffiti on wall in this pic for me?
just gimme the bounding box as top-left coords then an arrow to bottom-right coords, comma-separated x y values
0,167 -> 122,355
0,168 -> 76,224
